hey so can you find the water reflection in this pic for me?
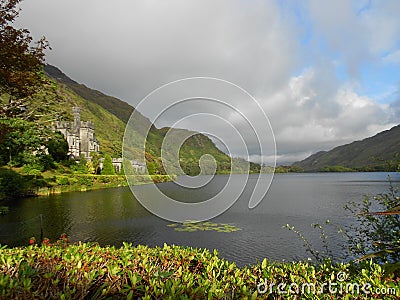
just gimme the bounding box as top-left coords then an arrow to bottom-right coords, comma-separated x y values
0,172 -> 398,266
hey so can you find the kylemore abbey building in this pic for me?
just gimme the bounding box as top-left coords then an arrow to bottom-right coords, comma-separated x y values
54,107 -> 100,159
54,107 -> 145,173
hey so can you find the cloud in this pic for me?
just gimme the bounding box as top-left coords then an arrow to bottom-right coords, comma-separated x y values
383,50 -> 400,64
16,0 -> 400,164
301,0 -> 400,75
259,66 -> 395,161
17,0 -> 298,102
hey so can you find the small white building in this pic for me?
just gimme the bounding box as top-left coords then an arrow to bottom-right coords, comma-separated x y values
99,158 -> 146,174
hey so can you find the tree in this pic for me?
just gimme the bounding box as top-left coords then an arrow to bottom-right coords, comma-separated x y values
0,169 -> 29,199
86,161 -> 95,174
0,0 -> 50,118
101,155 -> 116,175
0,0 -> 53,170
0,118 -> 41,166
90,152 -> 101,174
147,161 -> 159,175
122,157 -> 135,175
71,154 -> 88,174
47,132 -> 69,162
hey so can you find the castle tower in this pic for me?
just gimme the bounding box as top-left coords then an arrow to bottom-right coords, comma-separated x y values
54,106 -> 99,159
72,106 -> 81,133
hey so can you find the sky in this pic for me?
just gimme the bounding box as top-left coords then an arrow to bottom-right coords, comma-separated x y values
16,0 -> 400,164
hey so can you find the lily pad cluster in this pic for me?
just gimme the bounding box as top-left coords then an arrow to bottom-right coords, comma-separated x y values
168,221 -> 242,232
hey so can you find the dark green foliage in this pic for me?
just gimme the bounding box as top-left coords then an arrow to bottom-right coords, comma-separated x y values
37,154 -> 54,171
76,175 -> 93,186
71,154 -> 88,174
275,165 -> 303,173
0,166 -> 54,199
0,168 -> 29,199
47,132 -> 69,162
322,165 -> 355,172
101,155 -> 115,175
249,161 -> 261,173
0,118 -> 42,166
56,176 -> 69,186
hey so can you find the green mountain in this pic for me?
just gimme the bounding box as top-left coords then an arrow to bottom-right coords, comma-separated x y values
293,125 -> 400,171
44,65 -> 135,124
42,65 -> 243,175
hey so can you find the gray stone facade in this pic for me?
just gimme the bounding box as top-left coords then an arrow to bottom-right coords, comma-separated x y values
99,158 -> 146,174
55,107 -> 100,159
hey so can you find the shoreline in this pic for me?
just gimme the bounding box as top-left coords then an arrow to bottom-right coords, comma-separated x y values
1,170 -> 397,201
0,172 -> 175,201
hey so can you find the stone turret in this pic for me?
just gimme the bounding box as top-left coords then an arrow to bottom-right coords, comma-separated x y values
72,106 -> 81,133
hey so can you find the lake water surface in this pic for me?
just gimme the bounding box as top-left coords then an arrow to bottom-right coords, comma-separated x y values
0,172 -> 398,266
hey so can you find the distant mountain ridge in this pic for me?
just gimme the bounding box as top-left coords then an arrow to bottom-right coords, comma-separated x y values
293,125 -> 400,171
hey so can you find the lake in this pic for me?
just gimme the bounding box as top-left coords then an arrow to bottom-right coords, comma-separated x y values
0,172 -> 398,266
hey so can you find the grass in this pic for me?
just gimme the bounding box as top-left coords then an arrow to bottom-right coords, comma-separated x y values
0,242 -> 399,299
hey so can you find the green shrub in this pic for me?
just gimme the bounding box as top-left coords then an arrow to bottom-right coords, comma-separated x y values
99,175 -> 111,183
322,165 -> 355,172
76,175 -> 93,186
31,178 -> 49,188
101,155 -> 116,175
72,155 -> 88,174
68,177 -> 78,185
56,176 -> 69,186
0,243 -> 398,299
22,164 -> 42,176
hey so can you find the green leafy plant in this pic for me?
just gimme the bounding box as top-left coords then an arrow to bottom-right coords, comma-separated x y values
0,242 -> 398,299
343,179 -> 400,264
101,155 -> 115,175
284,221 -> 333,264
55,176 -> 69,186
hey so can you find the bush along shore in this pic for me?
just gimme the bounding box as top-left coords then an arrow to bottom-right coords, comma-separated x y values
36,174 -> 174,196
0,240 -> 399,299
0,167 -> 174,200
